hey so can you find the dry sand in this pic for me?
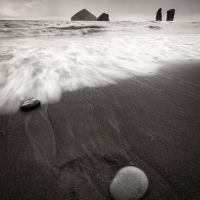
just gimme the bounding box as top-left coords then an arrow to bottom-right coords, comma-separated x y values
0,61 -> 200,200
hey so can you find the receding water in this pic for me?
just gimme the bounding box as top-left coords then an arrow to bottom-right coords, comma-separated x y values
0,20 -> 200,113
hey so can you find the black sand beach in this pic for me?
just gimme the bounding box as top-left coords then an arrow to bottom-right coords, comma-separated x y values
0,61 -> 200,200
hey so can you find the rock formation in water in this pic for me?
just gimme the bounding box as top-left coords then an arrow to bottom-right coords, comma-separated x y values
71,9 -> 97,21
156,8 -> 162,21
167,9 -> 175,21
97,13 -> 109,21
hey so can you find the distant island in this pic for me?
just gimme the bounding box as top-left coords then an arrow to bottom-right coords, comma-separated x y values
156,8 -> 175,21
167,9 -> 175,21
71,9 -> 97,21
156,8 -> 162,21
71,8 -> 175,22
71,9 -> 109,21
97,13 -> 109,21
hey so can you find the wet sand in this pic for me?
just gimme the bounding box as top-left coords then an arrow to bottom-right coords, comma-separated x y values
0,61 -> 200,200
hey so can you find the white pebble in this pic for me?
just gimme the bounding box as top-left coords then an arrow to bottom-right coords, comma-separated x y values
109,166 -> 149,200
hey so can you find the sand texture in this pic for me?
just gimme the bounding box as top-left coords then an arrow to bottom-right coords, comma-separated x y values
0,61 -> 200,200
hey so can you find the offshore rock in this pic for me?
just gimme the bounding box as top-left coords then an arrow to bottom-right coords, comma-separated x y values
156,8 -> 162,21
71,9 -> 97,21
21,99 -> 41,111
167,9 -> 175,21
97,13 -> 109,21
109,166 -> 149,200
149,26 -> 161,29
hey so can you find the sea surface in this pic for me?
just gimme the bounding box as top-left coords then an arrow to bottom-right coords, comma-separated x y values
0,20 -> 200,113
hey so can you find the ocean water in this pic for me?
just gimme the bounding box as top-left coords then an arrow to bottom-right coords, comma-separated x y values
0,20 -> 200,113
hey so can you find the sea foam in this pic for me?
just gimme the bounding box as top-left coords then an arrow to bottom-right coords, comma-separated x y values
0,21 -> 200,113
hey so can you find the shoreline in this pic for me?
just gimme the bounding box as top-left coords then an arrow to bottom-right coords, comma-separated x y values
0,60 -> 200,199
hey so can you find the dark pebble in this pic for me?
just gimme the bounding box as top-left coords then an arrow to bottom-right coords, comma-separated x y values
21,99 -> 41,111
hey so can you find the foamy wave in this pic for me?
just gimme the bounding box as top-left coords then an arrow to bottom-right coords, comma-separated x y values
0,26 -> 104,38
0,27 -> 200,113
1,20 -> 199,38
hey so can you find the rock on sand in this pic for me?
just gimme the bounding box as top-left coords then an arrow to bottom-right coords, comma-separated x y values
109,166 -> 149,200
21,99 -> 41,111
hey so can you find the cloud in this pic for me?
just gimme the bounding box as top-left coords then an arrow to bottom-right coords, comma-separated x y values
0,0 -> 45,19
0,0 -> 200,20
25,1 -> 39,8
0,2 -> 17,17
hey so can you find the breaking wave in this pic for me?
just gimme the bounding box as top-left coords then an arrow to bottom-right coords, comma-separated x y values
0,25 -> 104,38
0,20 -> 200,38
0,20 -> 200,113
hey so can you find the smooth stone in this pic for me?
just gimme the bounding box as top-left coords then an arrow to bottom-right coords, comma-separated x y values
109,166 -> 149,200
21,99 -> 41,111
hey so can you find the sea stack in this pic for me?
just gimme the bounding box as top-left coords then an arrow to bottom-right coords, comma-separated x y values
71,9 -> 97,21
156,8 -> 162,21
167,9 -> 175,21
97,13 -> 109,21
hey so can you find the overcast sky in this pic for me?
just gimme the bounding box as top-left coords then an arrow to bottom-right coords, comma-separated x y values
0,0 -> 200,21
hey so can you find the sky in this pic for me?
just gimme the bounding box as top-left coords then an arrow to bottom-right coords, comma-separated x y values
0,0 -> 200,21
